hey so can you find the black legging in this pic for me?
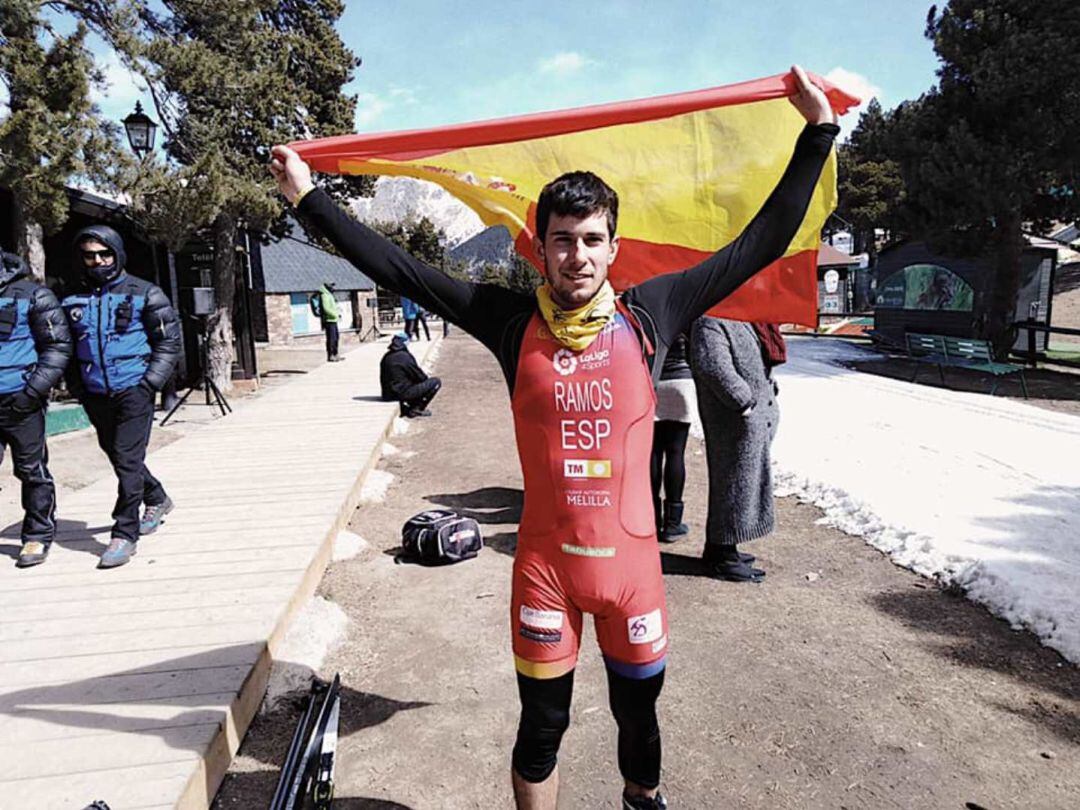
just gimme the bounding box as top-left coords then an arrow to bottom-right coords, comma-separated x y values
650,420 -> 690,504
512,666 -> 664,788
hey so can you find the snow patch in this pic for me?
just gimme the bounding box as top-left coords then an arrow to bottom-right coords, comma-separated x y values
773,337 -> 1080,664
392,416 -> 411,436
264,596 -> 348,712
360,468 -> 395,504
381,442 -> 400,457
333,530 -> 368,561
420,340 -> 442,372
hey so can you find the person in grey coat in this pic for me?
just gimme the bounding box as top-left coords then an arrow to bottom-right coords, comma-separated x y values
689,316 -> 780,582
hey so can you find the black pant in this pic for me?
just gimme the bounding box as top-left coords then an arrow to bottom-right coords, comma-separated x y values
83,388 -> 167,542
399,376 -> 441,413
0,400 -> 55,545
409,312 -> 430,341
324,322 -> 340,359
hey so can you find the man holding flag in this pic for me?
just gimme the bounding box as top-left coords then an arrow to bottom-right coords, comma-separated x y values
271,65 -> 840,809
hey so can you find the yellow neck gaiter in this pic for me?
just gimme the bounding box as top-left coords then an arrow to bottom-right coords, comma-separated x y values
535,281 -> 617,352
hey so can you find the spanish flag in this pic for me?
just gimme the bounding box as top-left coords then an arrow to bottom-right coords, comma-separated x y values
290,72 -> 858,325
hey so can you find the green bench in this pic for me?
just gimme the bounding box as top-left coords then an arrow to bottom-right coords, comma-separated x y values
905,332 -> 1029,398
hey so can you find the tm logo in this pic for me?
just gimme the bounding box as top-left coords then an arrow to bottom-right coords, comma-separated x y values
553,348 -> 577,376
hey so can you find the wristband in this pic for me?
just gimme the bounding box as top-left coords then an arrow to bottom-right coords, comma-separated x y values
293,184 -> 316,207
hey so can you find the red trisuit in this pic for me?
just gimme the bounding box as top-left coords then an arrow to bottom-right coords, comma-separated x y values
510,309 -> 668,680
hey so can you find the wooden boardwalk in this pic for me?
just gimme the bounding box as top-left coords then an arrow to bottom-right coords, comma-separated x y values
0,338 -> 436,810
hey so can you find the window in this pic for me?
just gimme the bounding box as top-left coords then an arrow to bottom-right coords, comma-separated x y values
290,292 -> 320,335
290,290 -> 357,335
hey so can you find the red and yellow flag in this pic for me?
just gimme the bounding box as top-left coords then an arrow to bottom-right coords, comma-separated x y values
290,72 -> 858,325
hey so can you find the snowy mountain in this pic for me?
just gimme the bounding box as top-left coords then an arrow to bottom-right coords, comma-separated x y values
349,176 -> 485,247
449,225 -> 515,270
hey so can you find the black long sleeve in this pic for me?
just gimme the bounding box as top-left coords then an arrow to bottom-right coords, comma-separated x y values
625,122 -> 839,347
24,285 -> 72,402
141,284 -> 181,390
297,190 -> 534,358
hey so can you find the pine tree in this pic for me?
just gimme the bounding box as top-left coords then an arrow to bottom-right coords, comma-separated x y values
899,0 -> 1080,353
0,0 -> 128,277
73,0 -> 370,389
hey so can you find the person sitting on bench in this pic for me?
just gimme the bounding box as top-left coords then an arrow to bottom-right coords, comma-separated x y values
379,332 -> 441,417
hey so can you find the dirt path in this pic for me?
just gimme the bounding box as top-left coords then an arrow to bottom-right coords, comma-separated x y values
216,333 -> 1080,810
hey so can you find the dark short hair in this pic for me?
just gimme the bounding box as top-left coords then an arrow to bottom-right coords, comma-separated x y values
536,171 -> 618,241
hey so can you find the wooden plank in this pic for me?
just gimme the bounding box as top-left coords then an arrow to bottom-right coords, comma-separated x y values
0,761 -> 194,810
1,547 -> 319,594
0,602 -> 288,643
0,665 -> 250,712
0,723 -> 216,780
0,617 -> 285,664
0,637 -> 265,691
0,571 -> 302,609
0,586 -> 296,624
2,691 -> 237,743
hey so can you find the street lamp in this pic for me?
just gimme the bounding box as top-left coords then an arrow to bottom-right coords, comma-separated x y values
122,101 -> 157,158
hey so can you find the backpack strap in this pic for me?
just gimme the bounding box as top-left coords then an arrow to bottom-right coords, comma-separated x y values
617,298 -> 664,384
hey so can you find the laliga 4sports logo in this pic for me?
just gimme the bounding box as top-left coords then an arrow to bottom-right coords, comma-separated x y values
553,348 -> 578,376
553,346 -> 611,376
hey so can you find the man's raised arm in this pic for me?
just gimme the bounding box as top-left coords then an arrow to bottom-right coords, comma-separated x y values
269,145 -> 522,343
628,65 -> 840,344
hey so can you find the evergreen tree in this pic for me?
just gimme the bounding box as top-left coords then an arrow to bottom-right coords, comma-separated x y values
0,0 -> 127,277
507,252 -> 542,295
72,0 -> 369,388
898,1 -> 1080,352
406,217 -> 444,267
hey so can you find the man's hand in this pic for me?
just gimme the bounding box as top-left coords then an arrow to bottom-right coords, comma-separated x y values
788,65 -> 836,126
269,145 -> 315,205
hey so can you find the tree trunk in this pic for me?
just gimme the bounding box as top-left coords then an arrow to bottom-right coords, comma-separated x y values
12,194 -> 47,282
976,209 -> 1024,359
206,211 -> 237,393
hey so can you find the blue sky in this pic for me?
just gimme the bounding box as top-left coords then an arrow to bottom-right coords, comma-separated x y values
336,0 -> 941,138
82,1 -> 941,142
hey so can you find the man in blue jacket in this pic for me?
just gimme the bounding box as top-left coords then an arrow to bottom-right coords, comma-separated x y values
63,225 -> 182,568
0,252 -> 72,568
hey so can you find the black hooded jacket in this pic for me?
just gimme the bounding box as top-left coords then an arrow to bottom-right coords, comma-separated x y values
0,252 -> 72,404
64,225 -> 181,394
380,336 -> 428,400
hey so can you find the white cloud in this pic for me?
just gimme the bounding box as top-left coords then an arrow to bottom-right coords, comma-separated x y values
825,67 -> 884,143
825,67 -> 882,106
538,51 -> 592,76
353,86 -> 422,130
388,86 -> 420,106
354,92 -> 389,128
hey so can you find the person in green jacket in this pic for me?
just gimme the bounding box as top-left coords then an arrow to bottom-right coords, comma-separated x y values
309,282 -> 343,362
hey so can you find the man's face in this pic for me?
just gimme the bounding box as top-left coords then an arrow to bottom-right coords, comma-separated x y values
79,239 -> 115,269
534,211 -> 619,309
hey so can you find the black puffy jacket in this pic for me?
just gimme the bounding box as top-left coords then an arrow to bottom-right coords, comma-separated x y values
64,226 -> 181,395
0,252 -> 72,404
